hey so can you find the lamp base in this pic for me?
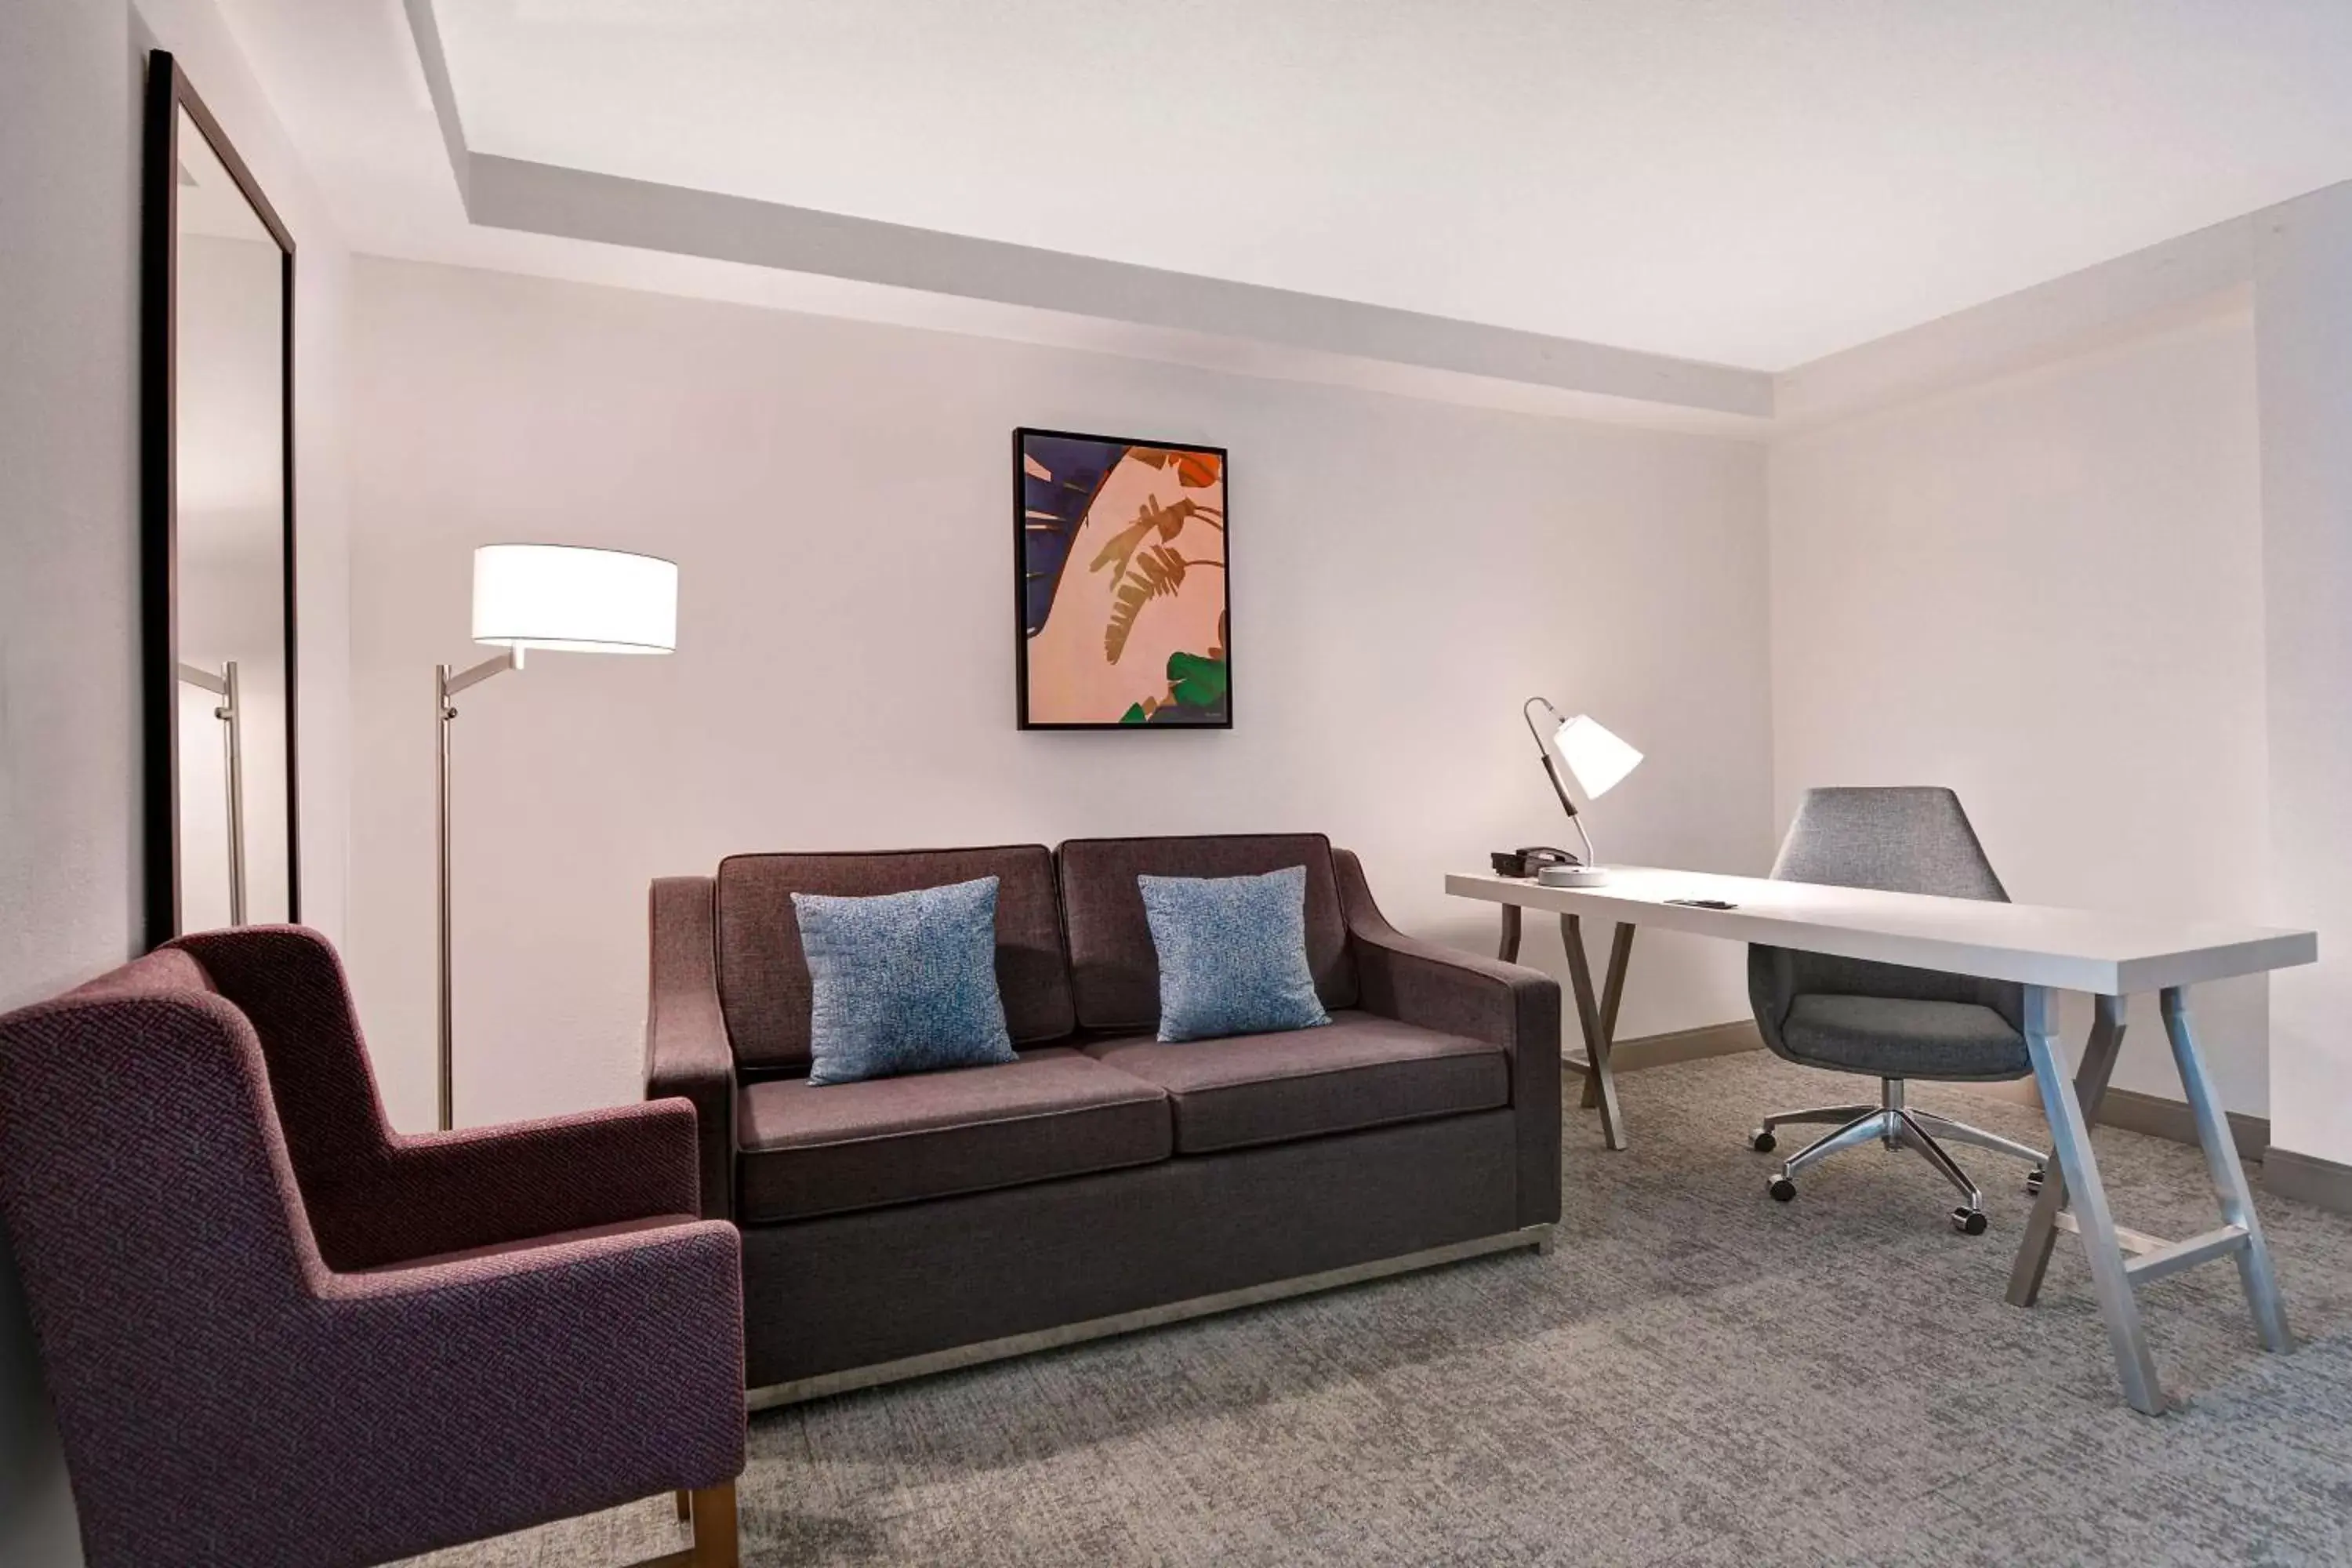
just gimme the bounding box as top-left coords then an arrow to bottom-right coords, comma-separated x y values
1537,864 -> 1610,889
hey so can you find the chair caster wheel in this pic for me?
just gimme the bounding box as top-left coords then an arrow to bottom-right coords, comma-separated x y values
1953,1207 -> 1988,1236
1750,1129 -> 1777,1153
1768,1176 -> 1797,1203
2025,1167 -> 2045,1196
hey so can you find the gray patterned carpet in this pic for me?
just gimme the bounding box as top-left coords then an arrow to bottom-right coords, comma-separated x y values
408,1052 -> 2352,1567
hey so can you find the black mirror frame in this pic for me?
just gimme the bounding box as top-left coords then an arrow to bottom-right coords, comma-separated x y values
141,49 -> 300,949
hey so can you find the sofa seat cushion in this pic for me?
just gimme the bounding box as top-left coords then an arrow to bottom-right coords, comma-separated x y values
1780,993 -> 2030,1081
735,1049 -> 1171,1222
1083,1011 -> 1508,1154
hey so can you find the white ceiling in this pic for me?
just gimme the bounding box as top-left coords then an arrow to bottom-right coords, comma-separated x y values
417,0 -> 2352,370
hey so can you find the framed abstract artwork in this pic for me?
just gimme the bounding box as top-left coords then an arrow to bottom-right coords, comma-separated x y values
1015,427 -> 1230,729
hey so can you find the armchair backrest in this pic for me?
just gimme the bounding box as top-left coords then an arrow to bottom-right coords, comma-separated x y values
1056,833 -> 1359,1033
167,926 -> 405,1265
1749,787 -> 2024,1034
0,946 -> 326,1557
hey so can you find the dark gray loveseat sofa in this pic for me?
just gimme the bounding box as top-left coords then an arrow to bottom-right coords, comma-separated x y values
647,833 -> 1562,1403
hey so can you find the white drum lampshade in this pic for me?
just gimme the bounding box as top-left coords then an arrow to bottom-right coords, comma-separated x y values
471,544 -> 677,655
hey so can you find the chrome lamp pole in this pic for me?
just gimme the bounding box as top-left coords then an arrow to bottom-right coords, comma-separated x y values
179,659 -> 248,924
435,645 -> 520,1133
434,544 -> 678,1131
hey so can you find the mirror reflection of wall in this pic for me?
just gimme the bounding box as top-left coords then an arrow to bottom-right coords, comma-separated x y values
147,60 -> 298,942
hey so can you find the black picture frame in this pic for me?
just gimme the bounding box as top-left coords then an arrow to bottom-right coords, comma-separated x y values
1014,426 -> 1232,731
142,50 -> 300,949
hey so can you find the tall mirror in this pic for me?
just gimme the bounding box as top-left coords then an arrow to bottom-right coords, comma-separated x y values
143,52 -> 299,947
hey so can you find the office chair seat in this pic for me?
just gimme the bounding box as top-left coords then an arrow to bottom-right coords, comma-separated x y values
1781,994 -> 2029,1082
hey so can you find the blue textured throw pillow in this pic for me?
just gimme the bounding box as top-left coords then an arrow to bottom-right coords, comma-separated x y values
792,876 -> 1018,1086
1138,865 -> 1332,1043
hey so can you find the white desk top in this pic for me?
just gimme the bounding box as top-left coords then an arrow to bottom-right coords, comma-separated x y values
1446,866 -> 2316,996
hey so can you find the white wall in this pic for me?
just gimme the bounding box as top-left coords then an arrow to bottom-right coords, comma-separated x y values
345,256 -> 1776,1132
1769,305 -> 2273,1114
0,5 -> 140,1560
2,3 -> 353,1563
2253,180 -> 2352,1167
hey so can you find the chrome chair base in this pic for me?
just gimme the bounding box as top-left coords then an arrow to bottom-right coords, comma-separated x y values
1749,1078 -> 2046,1234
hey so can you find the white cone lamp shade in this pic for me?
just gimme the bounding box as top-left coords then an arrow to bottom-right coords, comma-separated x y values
1548,713 -> 1642,799
471,544 -> 677,655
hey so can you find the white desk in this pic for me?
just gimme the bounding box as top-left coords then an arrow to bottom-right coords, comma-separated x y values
1446,866 -> 2318,1415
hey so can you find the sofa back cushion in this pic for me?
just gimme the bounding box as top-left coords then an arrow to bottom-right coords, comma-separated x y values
1057,834 -> 1358,1033
716,847 -> 1074,1072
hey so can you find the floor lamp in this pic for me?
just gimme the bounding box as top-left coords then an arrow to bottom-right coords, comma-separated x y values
437,543 -> 678,1130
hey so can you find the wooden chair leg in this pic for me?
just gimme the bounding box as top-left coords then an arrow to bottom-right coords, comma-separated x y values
690,1483 -> 738,1568
637,1483 -> 739,1568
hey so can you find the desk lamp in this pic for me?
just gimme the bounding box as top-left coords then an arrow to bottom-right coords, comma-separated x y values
436,544 -> 677,1129
1520,699 -> 1642,887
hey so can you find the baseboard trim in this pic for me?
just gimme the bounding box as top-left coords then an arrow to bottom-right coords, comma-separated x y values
744,1223 -> 1554,1410
1605,1019 -> 1762,1073
1629,1025 -> 2275,1167
1969,1079 -> 2270,1163
2097,1086 -> 2270,1163
2263,1147 -> 2352,1215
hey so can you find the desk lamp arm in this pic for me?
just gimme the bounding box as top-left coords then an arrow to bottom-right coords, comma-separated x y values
1523,697 -> 1599,866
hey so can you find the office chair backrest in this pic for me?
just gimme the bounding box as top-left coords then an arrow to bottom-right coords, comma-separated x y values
1750,786 -> 2021,1036
1769,786 -> 2008,901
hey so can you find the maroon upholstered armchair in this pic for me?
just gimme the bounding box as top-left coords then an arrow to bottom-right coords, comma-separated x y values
0,926 -> 746,1568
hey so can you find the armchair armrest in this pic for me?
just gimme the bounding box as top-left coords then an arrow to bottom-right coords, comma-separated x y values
307,1219 -> 746,1555
342,1100 -> 702,1269
1334,848 -> 1562,1228
649,874 -> 739,1221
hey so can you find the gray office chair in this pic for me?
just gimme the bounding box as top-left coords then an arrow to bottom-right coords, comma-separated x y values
1747,787 -> 2047,1234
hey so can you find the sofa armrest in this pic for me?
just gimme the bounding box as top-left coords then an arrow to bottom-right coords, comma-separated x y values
1334,848 -> 1561,1229
649,874 -> 739,1222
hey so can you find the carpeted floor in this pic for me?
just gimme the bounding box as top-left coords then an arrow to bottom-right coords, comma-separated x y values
408,1052 -> 2352,1567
